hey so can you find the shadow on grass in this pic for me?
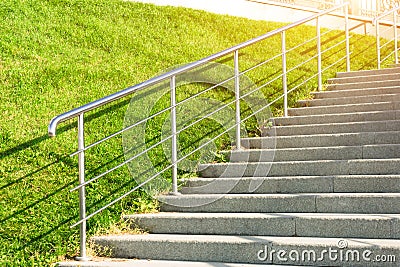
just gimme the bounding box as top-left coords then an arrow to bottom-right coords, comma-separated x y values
0,97 -> 131,190
0,97 -> 138,264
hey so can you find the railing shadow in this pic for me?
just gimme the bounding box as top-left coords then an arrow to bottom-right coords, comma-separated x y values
0,97 -> 131,262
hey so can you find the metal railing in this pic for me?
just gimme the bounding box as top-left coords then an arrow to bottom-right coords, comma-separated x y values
265,0 -> 399,18
374,5 -> 400,69
47,2 -> 399,261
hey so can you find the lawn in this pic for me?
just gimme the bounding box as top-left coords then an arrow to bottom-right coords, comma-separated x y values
0,0 -> 382,266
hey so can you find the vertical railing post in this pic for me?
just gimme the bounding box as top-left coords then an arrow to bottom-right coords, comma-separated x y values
345,4 -> 351,72
76,113 -> 89,261
234,50 -> 241,150
281,31 -> 288,117
170,75 -> 179,195
316,17 -> 322,91
394,10 -> 398,64
376,19 -> 381,69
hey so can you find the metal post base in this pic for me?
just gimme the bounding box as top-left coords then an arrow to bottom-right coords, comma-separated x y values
169,191 -> 182,196
75,256 -> 91,262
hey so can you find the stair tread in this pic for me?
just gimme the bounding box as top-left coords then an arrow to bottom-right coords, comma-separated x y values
199,158 -> 400,165
228,144 -> 400,152
290,101 -> 398,111
329,72 -> 400,82
160,192 -> 400,197
242,130 -> 400,140
125,212 -> 400,219
273,109 -> 400,120
308,87 -> 400,100
297,93 -> 400,107
327,79 -> 400,90
93,234 -> 400,247
336,67 -> 400,77
183,174 -> 400,180
58,259 -> 288,267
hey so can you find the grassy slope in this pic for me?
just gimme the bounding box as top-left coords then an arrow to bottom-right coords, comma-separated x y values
0,0 -> 381,266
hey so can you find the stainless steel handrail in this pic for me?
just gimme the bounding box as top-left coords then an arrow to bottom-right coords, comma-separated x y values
47,3 -> 367,261
48,3 -> 349,137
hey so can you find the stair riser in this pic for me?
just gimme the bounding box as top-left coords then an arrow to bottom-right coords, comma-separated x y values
327,80 -> 400,91
264,120 -> 400,136
297,93 -> 400,107
198,159 -> 400,177
159,194 -> 400,213
240,132 -> 400,149
312,87 -> 400,99
227,145 -> 400,162
273,111 -> 400,126
125,214 -> 400,239
92,236 -> 400,266
288,102 -> 400,116
182,176 -> 400,194
336,67 -> 400,77
328,73 -> 400,84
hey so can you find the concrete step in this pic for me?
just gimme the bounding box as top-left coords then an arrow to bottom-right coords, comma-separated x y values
296,93 -> 400,107
326,79 -> 400,91
273,110 -> 400,126
180,175 -> 400,194
58,259 -> 286,267
124,212 -> 400,239
288,102 -> 399,116
311,87 -> 400,99
91,234 -> 400,266
241,131 -> 400,149
336,66 -> 400,78
225,144 -> 400,162
198,159 -> 400,177
328,72 -> 400,84
159,193 -> 400,213
263,120 -> 400,136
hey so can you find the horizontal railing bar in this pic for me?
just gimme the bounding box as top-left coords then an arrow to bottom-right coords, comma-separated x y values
321,54 -> 348,73
48,3 -> 349,137
380,25 -> 395,36
241,73 -> 284,99
381,51 -> 396,63
70,164 -> 172,228
286,53 -> 319,74
320,38 -> 347,54
380,38 -> 395,49
286,72 -> 320,95
69,105 -> 174,157
320,27 -> 343,38
241,53 -> 283,75
70,132 -> 174,192
176,74 -> 236,106
241,93 -> 284,125
286,35 -> 318,54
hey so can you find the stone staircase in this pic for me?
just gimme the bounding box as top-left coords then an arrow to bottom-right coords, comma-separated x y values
61,67 -> 400,266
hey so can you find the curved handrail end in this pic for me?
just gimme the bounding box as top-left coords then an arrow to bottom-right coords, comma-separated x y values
48,116 -> 60,137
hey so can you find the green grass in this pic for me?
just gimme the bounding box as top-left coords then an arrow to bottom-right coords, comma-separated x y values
0,0 -> 389,265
